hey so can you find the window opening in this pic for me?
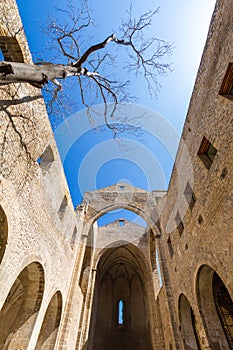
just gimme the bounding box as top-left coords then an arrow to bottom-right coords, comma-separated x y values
71,226 -> 77,249
197,137 -> 217,170
118,300 -> 124,325
0,49 -> 4,60
38,145 -> 54,174
119,185 -> 125,190
167,236 -> 174,258
156,248 -> 163,287
184,182 -> 196,211
119,220 -> 124,227
219,63 -> 233,101
198,215 -> 203,225
58,195 -> 68,220
150,231 -> 156,270
175,212 -> 184,236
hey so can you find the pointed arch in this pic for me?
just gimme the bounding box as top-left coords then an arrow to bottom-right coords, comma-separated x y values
0,262 -> 44,349
87,242 -> 153,350
35,291 -> 62,350
85,201 -> 160,237
196,265 -> 233,349
178,294 -> 201,349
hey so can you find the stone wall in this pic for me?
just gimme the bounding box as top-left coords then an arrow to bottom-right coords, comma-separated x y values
0,1 -> 83,349
158,0 -> 233,348
0,0 -> 232,349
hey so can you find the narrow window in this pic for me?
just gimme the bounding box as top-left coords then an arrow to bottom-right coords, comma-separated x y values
156,249 -> 163,287
219,63 -> 233,101
38,145 -> 55,174
71,226 -> 77,249
175,212 -> 184,236
150,231 -> 156,270
167,236 -> 174,258
184,182 -> 196,211
119,185 -> 125,190
198,215 -> 203,225
118,300 -> 124,325
0,49 -> 4,60
58,195 -> 68,220
119,220 -> 124,227
198,137 -> 217,170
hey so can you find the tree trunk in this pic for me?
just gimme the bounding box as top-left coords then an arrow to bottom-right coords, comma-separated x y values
0,61 -> 78,86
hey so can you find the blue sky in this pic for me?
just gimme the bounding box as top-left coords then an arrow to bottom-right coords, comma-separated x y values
16,0 -> 215,225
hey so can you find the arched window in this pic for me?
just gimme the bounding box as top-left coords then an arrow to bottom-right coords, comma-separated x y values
118,299 -> 124,325
197,265 -> 233,349
35,291 -> 62,350
87,244 -> 153,350
0,262 -> 44,349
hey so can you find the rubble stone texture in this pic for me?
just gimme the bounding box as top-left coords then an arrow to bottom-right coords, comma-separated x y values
0,0 -> 232,349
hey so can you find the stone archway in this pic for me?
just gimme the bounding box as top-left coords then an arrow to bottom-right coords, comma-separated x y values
35,291 -> 62,350
0,261 -> 44,349
79,184 -> 166,237
178,294 -> 201,349
63,185 -> 165,349
196,265 -> 233,349
87,242 -> 153,350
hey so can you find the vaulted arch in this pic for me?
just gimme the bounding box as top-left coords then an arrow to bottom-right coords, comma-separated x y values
74,185 -> 164,349
83,202 -> 160,239
80,184 -> 166,237
196,265 -> 233,349
87,242 -> 153,350
0,262 -> 44,349
178,293 -> 201,349
35,291 -> 62,350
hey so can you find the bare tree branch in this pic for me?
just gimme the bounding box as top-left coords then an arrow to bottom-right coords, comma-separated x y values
0,1 -> 173,136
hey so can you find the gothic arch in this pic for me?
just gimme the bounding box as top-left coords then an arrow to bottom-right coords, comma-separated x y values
196,265 -> 233,349
35,290 -> 63,350
81,185 -> 164,237
0,261 -> 44,349
87,242 -> 153,350
85,202 -> 159,236
178,293 -> 201,349
94,240 -> 149,274
76,186 -> 163,349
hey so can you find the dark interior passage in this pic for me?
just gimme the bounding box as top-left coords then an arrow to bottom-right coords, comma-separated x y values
87,243 -> 152,350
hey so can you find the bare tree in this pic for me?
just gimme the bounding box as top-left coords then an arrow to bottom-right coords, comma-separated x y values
0,1 -> 172,135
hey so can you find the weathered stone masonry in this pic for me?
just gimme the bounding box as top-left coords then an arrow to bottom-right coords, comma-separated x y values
0,0 -> 232,349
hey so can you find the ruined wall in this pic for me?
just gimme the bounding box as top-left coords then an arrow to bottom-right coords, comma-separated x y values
0,1 -> 84,349
84,220 -> 163,350
75,186 -> 166,350
0,0 -> 233,349
158,0 -> 233,348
